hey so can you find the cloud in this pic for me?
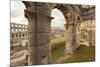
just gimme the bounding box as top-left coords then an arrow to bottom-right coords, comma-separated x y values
11,1 -> 27,24
11,1 -> 65,28
51,8 -> 66,28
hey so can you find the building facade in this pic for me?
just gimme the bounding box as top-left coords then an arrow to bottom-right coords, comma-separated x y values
10,23 -> 28,49
80,6 -> 95,46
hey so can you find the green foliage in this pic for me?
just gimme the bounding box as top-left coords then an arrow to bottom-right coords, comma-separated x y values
63,45 -> 95,63
50,37 -> 66,62
51,46 -> 65,62
50,37 -> 95,63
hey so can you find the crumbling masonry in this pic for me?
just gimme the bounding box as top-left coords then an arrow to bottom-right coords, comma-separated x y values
22,1 -> 95,65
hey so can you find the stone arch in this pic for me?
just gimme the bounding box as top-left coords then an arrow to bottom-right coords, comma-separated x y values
51,4 -> 77,55
49,3 -> 81,54
22,1 -> 81,65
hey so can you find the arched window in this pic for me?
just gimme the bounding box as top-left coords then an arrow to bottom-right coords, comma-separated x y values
19,29 -> 21,32
51,8 -> 66,29
23,29 -> 25,32
11,34 -> 14,38
15,25 -> 18,27
19,34 -> 21,37
23,26 -> 24,28
16,34 -> 18,37
15,29 -> 18,32
11,29 -> 14,32
25,29 -> 27,32
19,25 -> 21,27
11,24 -> 13,27
26,33 -> 27,36
23,34 -> 24,37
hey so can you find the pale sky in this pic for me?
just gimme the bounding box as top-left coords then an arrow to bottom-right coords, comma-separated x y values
11,1 -> 65,28
11,1 -> 28,25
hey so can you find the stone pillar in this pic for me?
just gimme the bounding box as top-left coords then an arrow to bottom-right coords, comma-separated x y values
65,22 -> 74,55
76,19 -> 81,48
64,12 -> 78,55
73,15 -> 79,50
76,23 -> 81,48
47,16 -> 54,64
23,2 -> 51,65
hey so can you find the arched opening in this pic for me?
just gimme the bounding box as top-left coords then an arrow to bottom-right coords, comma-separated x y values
19,34 -> 21,37
23,34 -> 24,37
50,8 -> 66,62
21,2 -> 77,65
16,34 -> 18,37
11,34 -> 14,38
10,1 -> 96,66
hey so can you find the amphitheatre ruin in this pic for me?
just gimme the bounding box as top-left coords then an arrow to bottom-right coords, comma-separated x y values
10,1 -> 95,66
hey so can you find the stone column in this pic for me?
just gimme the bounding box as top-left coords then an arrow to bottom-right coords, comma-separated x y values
64,12 -> 78,55
65,22 -> 74,55
76,20 -> 81,48
23,2 -> 51,65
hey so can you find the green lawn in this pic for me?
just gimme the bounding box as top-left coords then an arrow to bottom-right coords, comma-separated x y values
51,37 -> 66,51
51,37 -> 66,62
51,46 -> 65,62
50,37 -> 95,63
63,45 -> 95,63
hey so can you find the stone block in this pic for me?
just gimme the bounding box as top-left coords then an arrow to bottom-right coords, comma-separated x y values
37,45 -> 50,58
36,33 -> 49,46
28,33 -> 35,47
28,20 -> 35,32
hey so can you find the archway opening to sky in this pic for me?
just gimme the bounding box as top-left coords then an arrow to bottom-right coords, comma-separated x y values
50,8 -> 66,62
51,8 -> 66,29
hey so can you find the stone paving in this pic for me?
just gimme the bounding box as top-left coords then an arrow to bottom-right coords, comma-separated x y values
11,50 -> 28,66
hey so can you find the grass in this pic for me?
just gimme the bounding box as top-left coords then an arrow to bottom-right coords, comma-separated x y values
51,37 -> 65,44
63,45 -> 95,63
51,37 -> 66,51
51,37 -> 66,62
51,46 -> 65,62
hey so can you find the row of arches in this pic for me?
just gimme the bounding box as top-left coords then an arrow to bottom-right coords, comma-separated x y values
10,1 -> 95,66
11,33 -> 28,38
11,28 -> 27,32
11,23 -> 28,28
22,1 -> 81,65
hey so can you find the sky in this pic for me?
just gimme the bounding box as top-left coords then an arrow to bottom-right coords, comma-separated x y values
11,1 -> 65,28
11,1 -> 28,25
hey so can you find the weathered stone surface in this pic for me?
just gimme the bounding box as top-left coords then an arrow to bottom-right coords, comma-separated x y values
24,2 -> 51,65
23,1 -> 95,65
